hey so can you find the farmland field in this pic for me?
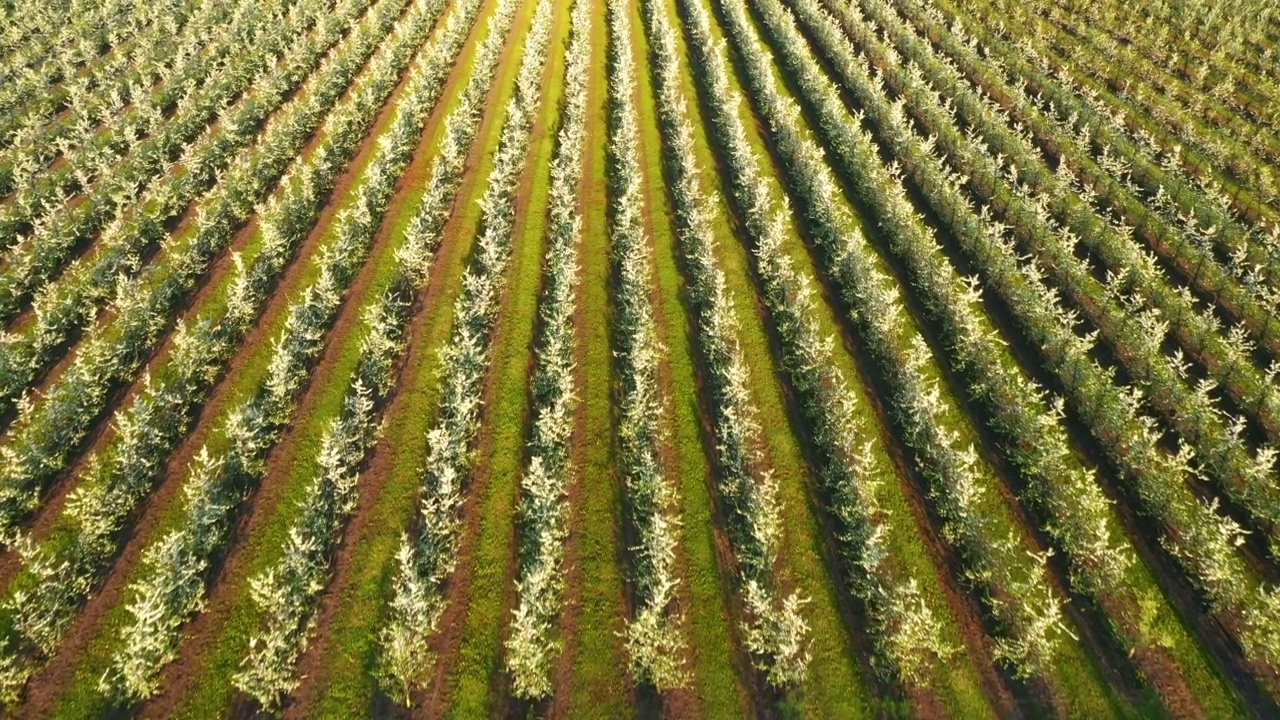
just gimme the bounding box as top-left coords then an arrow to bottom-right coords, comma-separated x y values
0,0 -> 1279,716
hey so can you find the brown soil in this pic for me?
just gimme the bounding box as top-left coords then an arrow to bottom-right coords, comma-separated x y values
1133,643 -> 1208,720
8,4 -> 427,716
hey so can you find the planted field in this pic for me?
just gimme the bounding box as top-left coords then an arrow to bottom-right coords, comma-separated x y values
0,0 -> 1278,716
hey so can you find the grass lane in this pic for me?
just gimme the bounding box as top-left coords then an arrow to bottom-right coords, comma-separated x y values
560,0 -> 632,709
